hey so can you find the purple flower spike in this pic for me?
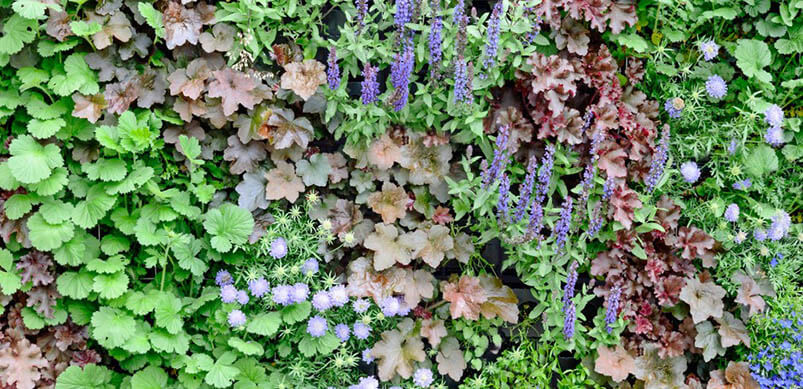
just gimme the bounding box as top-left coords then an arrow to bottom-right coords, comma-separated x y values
481,1 -> 503,73
605,287 -> 621,333
563,302 -> 576,339
514,156 -> 538,222
360,63 -> 380,105
552,196 -> 573,253
390,45 -> 414,111
646,126 -> 671,192
327,48 -> 341,90
428,5 -> 443,78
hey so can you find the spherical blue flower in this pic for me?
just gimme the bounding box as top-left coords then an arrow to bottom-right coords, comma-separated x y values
302,258 -> 319,275
248,277 -> 269,297
350,376 -> 379,389
724,203 -> 739,222
664,97 -> 684,118
228,309 -> 246,327
312,291 -> 333,311
215,270 -> 233,286
329,285 -> 349,307
291,283 -> 309,303
705,75 -> 727,99
413,368 -> 434,387
361,348 -> 374,363
396,299 -> 411,316
353,298 -> 370,313
334,323 -> 350,342
236,290 -> 249,305
765,104 -> 784,128
380,296 -> 400,317
271,284 -> 293,306
680,161 -> 700,183
700,40 -> 719,61
733,178 -> 752,190
765,126 -> 785,147
270,237 -> 287,259
768,211 -> 791,241
307,315 -> 328,337
754,228 -> 767,242
353,322 -> 371,340
220,284 -> 238,303
728,139 -> 738,155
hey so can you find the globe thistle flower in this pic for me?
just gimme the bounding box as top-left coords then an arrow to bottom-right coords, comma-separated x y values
228,309 -> 247,327
355,0 -> 368,34
236,290 -> 249,305
390,45 -> 414,111
754,228 -> 767,242
496,173 -> 511,224
248,277 -> 269,297
562,261 -> 578,308
413,368 -> 434,387
768,211 -> 791,241
215,270 -> 233,286
270,237 -> 288,259
353,322 -> 371,340
699,40 -> 719,61
705,75 -> 727,99
312,291 -> 333,311
273,285 -> 295,306
646,126 -> 671,192
514,156 -> 538,222
733,178 -> 752,190
664,97 -> 685,119
360,63 -> 380,105
552,196 -> 573,253
605,287 -> 621,333
353,298 -> 370,313
307,315 -> 328,337
302,258 -> 319,275
291,283 -> 310,303
764,104 -> 784,128
680,161 -> 701,183
428,7 -> 443,78
220,284 -> 238,303
329,285 -> 349,307
481,1 -> 503,73
334,323 -> 351,342
380,296 -> 401,317
724,204 -> 739,222
765,126 -> 784,147
327,48 -> 341,90
362,348 -> 374,363
563,302 -> 576,339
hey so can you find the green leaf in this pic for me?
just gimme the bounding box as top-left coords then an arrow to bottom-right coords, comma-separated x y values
57,270 -> 95,299
121,321 -> 152,354
138,2 -> 165,39
0,270 -> 21,295
734,39 -> 772,83
28,211 -> 74,251
72,184 -> 116,228
203,203 -> 254,253
281,301 -> 311,324
183,353 -> 214,374
39,199 -> 73,224
173,238 -> 206,277
4,193 -> 37,219
178,135 -> 202,165
55,364 -> 114,389
745,144 -> 779,177
0,162 -> 21,190
298,333 -> 340,357
125,290 -> 158,315
28,166 -> 68,196
54,230 -> 99,266
246,312 -> 282,336
91,307 -> 136,349
12,0 -> 59,20
106,165 -> 154,195
28,118 -> 66,139
154,292 -> 184,334
228,337 -> 264,356
149,328 -> 189,354
83,158 -> 128,182
100,235 -> 130,255
0,249 -> 12,271
92,271 -> 129,299
296,153 -> 331,186
131,366 -> 168,389
68,21 -> 102,37
613,33 -> 648,52
26,93 -> 68,120
133,218 -> 168,246
8,134 -> 63,184
47,53 -> 99,96
0,15 -> 38,55
205,352 -> 241,388
86,255 -> 128,274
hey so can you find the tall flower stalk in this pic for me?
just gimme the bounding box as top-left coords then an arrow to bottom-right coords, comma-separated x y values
481,1 -> 503,76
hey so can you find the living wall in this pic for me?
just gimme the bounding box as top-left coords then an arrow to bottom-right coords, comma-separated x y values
0,0 -> 800,388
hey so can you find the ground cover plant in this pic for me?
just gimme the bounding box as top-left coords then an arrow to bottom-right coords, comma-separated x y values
0,0 -> 799,388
